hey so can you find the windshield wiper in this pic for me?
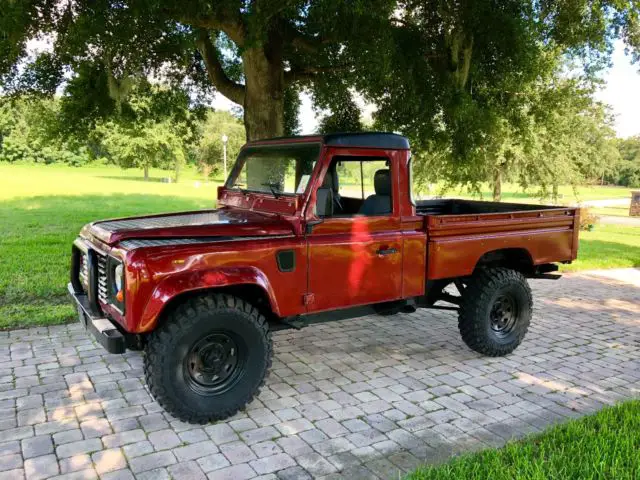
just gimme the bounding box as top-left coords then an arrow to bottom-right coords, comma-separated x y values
262,182 -> 282,199
232,182 -> 247,193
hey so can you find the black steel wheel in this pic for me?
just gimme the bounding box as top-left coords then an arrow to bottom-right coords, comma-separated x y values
144,294 -> 272,424
184,333 -> 245,395
489,294 -> 518,337
458,268 -> 532,356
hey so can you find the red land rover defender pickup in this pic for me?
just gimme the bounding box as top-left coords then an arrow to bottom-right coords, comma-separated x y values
69,133 -> 579,423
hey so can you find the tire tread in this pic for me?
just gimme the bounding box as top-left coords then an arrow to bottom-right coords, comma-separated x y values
143,294 -> 272,424
458,267 -> 532,357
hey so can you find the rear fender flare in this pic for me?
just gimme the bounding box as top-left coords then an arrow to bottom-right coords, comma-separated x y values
138,267 -> 279,332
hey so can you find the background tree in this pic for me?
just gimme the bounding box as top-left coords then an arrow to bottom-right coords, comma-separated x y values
2,0 -> 639,193
370,1 -> 637,199
196,110 -> 245,180
0,96 -> 88,165
5,1 -> 637,141
613,136 -> 640,187
90,81 -> 200,181
0,0 -> 395,142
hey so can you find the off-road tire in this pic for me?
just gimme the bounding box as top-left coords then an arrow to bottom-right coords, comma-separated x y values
144,294 -> 272,424
458,268 -> 532,356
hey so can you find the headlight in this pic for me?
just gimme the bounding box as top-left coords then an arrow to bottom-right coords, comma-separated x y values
114,264 -> 124,292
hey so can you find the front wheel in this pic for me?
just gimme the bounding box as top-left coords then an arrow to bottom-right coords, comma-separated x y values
144,294 -> 272,424
458,268 -> 532,356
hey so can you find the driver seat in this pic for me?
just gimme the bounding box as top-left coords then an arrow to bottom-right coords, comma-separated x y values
359,169 -> 391,215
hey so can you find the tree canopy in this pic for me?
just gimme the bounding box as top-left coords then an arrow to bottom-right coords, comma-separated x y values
3,1 -> 638,137
613,136 -> 640,187
196,110 -> 245,179
1,0 -> 639,192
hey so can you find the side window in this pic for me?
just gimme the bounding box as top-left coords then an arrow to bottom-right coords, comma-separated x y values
317,156 -> 392,217
336,161 -> 362,199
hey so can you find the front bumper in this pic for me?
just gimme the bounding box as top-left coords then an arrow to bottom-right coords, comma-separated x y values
67,283 -> 126,354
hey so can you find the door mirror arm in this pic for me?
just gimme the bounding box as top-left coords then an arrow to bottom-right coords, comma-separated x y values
305,219 -> 323,234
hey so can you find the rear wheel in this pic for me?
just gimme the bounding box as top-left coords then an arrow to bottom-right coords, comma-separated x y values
458,268 -> 532,356
144,294 -> 272,424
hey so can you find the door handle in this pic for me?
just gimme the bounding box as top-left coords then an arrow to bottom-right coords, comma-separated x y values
376,247 -> 398,256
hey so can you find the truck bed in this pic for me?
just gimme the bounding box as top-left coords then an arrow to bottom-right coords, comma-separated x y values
416,198 -> 560,216
416,199 -> 580,280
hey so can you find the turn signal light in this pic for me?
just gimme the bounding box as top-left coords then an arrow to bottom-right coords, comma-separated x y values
116,290 -> 124,303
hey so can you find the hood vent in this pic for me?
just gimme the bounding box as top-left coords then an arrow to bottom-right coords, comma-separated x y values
119,235 -> 292,250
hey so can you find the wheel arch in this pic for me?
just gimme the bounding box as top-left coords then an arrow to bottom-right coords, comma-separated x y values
138,267 -> 280,333
474,248 -> 534,274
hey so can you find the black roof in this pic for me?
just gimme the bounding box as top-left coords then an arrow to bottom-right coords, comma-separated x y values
249,132 -> 410,150
323,132 -> 410,149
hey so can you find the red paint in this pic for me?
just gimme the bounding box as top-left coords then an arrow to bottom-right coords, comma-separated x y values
83,208 -> 295,245
74,135 -> 579,335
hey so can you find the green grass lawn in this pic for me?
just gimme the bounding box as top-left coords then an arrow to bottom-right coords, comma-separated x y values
407,401 -> 640,480
0,163 -> 638,329
0,163 -> 220,329
560,225 -> 640,271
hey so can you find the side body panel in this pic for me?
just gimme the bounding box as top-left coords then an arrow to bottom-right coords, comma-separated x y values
425,208 -> 578,280
307,218 -> 404,311
401,218 -> 427,298
117,236 -> 308,333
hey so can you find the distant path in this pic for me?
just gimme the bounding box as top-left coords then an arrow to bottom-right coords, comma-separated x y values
580,198 -> 630,207
600,215 -> 640,226
575,197 -> 640,226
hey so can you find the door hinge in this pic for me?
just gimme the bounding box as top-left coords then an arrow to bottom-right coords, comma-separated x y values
302,293 -> 315,306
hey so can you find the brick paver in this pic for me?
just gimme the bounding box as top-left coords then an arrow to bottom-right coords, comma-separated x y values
0,270 -> 639,479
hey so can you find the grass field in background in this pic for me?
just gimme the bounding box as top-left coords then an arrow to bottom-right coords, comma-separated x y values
406,401 -> 640,480
421,183 -> 633,203
0,163 -> 220,329
560,225 -> 640,271
0,163 -> 638,329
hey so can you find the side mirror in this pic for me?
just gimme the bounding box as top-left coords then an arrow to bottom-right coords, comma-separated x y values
315,187 -> 334,217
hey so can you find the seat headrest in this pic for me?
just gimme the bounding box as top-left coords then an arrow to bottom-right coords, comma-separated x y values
374,169 -> 391,196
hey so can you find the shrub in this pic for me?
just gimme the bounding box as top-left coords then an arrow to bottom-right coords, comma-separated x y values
579,207 -> 599,231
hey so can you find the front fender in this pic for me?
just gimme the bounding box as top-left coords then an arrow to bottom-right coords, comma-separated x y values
137,266 -> 279,332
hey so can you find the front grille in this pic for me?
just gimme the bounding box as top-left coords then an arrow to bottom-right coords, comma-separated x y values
96,252 -> 108,304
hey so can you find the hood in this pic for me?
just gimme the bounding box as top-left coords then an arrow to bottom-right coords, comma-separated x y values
82,208 -> 295,246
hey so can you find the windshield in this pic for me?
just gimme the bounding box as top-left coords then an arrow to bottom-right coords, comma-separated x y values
225,143 -> 320,197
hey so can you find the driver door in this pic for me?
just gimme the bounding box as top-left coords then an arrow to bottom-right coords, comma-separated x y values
305,153 -> 403,313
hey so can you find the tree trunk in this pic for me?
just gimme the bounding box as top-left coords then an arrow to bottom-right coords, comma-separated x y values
242,47 -> 284,141
492,167 -> 502,202
174,161 -> 180,183
144,165 -> 149,181
202,163 -> 211,181
242,46 -> 285,188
